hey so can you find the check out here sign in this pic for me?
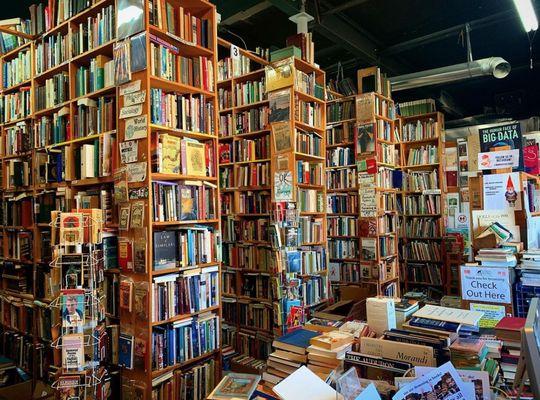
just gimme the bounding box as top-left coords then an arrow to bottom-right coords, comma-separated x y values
460,265 -> 511,304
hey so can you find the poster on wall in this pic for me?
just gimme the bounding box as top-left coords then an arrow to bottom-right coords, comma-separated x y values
482,172 -> 522,210
478,122 -> 523,170
478,149 -> 520,170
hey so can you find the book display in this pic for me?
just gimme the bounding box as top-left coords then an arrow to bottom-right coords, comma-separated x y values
216,37 -> 272,364
399,112 -> 447,297
266,55 -> 329,335
351,67 -> 401,297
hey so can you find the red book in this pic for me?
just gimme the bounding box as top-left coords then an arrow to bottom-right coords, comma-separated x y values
495,317 -> 526,342
523,144 -> 539,175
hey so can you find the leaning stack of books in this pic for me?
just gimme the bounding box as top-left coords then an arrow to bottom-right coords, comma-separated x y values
495,316 -> 526,385
306,331 -> 354,379
449,337 -> 487,368
262,329 -> 318,390
519,249 -> 540,286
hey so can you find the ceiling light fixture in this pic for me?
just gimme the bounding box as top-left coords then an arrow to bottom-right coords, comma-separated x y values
512,0 -> 538,32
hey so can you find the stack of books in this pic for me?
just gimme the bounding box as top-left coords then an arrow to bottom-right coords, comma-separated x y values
262,329 -> 318,390
475,247 -> 517,267
449,337 -> 488,368
519,250 -> 540,286
402,305 -> 483,342
306,331 -> 354,379
495,316 -> 526,384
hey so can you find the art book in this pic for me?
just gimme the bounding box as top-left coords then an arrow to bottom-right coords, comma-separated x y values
208,373 -> 260,400
160,134 -> 181,174
59,212 -> 85,245
184,139 -> 206,176
355,123 -> 375,155
61,289 -> 85,330
57,373 -> 85,400
62,333 -> 84,371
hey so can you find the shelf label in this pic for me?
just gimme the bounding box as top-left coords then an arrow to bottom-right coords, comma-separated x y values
120,104 -> 143,119
120,80 -> 141,96
124,90 -> 146,106
422,189 -> 441,195
120,141 -> 138,164
127,162 -> 147,183
124,115 -> 148,141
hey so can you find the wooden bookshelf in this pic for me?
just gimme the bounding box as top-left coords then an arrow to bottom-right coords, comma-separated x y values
114,1 -> 222,398
354,88 -> 401,297
325,93 -> 361,288
399,111 -> 447,299
216,37 -> 273,365
0,0 -> 119,394
267,56 -> 329,333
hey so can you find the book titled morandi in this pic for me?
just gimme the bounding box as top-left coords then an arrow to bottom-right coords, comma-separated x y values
360,337 -> 436,367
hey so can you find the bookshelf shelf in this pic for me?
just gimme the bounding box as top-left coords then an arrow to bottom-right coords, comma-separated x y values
398,112 -> 448,297
151,305 -> 221,327
150,349 -> 220,378
149,124 -> 216,140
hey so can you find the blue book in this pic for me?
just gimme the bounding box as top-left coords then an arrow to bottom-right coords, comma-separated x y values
409,317 -> 460,333
272,328 -> 319,354
286,250 -> 301,273
118,334 -> 134,369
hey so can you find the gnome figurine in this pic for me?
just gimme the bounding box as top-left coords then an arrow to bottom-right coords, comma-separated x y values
505,176 -> 518,207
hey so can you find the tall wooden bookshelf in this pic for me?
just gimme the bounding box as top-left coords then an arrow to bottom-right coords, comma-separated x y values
325,93 -> 360,287
114,1 -> 222,398
0,1 -> 120,395
399,111 -> 447,299
216,37 -> 274,366
355,91 -> 400,297
267,56 -> 329,333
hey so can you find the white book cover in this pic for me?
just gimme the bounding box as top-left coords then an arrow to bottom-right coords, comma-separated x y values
273,366 -> 341,400
413,304 -> 483,326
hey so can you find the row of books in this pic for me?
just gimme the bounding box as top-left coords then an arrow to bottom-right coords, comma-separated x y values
326,122 -> 354,145
234,79 -> 266,106
328,239 -> 357,260
242,275 -> 271,301
5,159 -> 31,188
218,87 -> 232,109
2,197 -> 33,227
148,0 -> 212,49
149,37 -> 178,82
327,193 -> 359,214
237,191 -> 271,215
152,181 -> 217,222
404,194 -> 441,215
326,99 -> 354,124
295,98 -> 322,128
298,189 -> 324,213
297,161 -> 323,186
298,217 -> 324,245
71,4 -> 115,57
326,168 -> 356,190
2,49 -> 32,89
73,96 -> 116,138
296,130 -> 322,156
236,162 -> 270,187
152,227 -> 217,270
397,99 -> 436,117
151,266 -> 219,322
0,19 -> 31,54
150,89 -> 215,134
407,263 -> 443,285
4,123 -> 32,156
73,136 -> 116,179
217,54 -> 252,81
151,312 -> 219,370
405,170 -> 439,191
238,302 -> 272,331
401,241 -> 442,261
235,106 -> 269,134
326,147 -> 354,167
328,216 -> 357,237
295,69 -> 324,100
35,72 -> 69,111
178,54 -> 215,92
377,142 -> 398,164
218,114 -> 233,137
228,246 -> 275,272
404,217 -> 441,237
402,118 -> 439,142
35,32 -> 68,75
406,145 -> 438,166
237,218 -> 269,243
74,55 -> 114,97
235,136 -> 270,161
1,87 -> 31,123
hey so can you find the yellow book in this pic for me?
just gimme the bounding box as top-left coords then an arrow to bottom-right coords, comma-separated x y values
161,134 -> 181,174
183,139 -> 206,176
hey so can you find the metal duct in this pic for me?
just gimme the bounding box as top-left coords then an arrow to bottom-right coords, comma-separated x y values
389,57 -> 511,91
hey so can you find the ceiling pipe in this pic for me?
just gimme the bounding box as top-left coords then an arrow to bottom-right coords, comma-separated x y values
389,57 -> 511,91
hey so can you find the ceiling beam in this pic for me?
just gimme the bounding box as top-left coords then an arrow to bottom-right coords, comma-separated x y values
267,0 -> 402,74
380,10 -> 514,56
214,0 -> 269,22
323,0 -> 371,16
220,1 -> 272,25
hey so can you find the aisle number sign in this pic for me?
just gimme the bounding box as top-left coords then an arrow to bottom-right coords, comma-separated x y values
460,265 -> 511,304
231,44 -> 240,61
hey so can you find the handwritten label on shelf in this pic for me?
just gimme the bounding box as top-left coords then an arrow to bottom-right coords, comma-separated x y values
120,80 -> 141,96
124,90 -> 146,106
120,104 -> 143,119
124,115 -> 148,141
120,141 -> 138,164
360,188 -> 377,218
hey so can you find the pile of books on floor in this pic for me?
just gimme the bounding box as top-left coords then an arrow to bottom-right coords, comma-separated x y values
495,316 -> 526,385
449,337 -> 487,368
262,329 -> 318,390
474,247 -> 518,267
306,331 -> 353,380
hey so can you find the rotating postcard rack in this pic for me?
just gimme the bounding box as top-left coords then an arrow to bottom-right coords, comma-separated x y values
47,210 -> 110,400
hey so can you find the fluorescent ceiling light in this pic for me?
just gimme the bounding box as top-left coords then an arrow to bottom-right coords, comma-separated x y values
513,0 -> 538,32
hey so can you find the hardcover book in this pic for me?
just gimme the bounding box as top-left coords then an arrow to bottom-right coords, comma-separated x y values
153,230 -> 177,270
118,333 -> 134,369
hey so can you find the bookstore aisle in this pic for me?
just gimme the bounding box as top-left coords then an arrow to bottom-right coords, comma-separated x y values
1,0 -> 540,399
